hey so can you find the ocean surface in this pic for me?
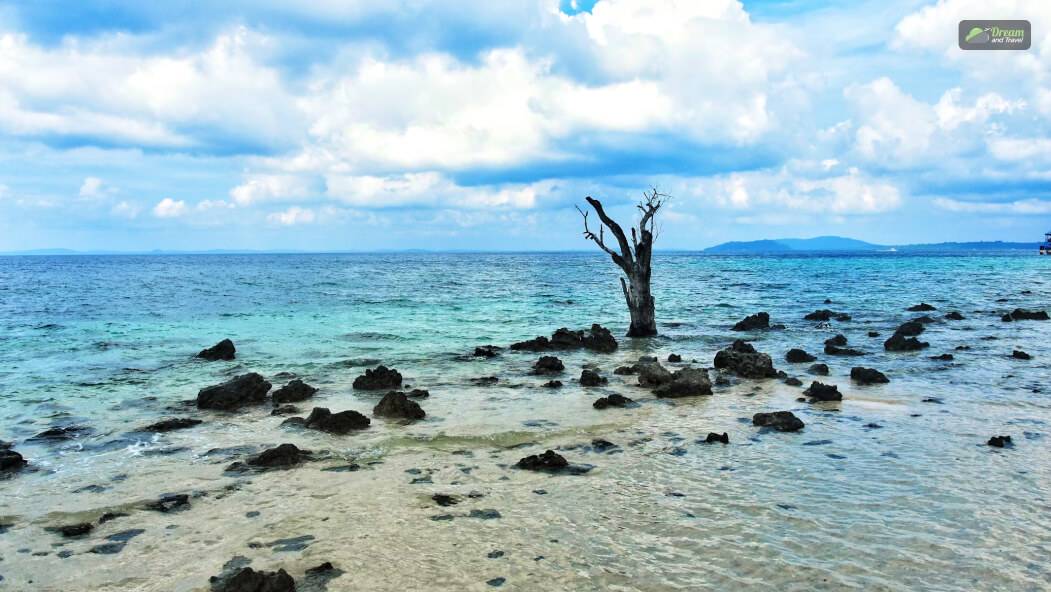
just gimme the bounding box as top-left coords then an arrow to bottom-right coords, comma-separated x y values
0,252 -> 1049,591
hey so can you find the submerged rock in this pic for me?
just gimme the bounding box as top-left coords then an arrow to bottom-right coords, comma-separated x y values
1005,309 -> 1048,321
850,367 -> 889,384
474,345 -> 502,358
894,321 -> 925,337
930,353 -> 954,361
303,407 -> 370,433
713,340 -> 777,379
28,425 -> 92,442
784,377 -> 803,387
907,303 -> 937,312
48,523 -> 94,538
532,356 -> 565,375
945,312 -> 965,321
197,373 -> 272,411
593,394 -> 633,409
804,381 -> 842,401
613,365 -> 636,375
542,380 -> 563,389
197,339 -> 236,361
752,411 -> 805,432
824,334 -> 848,347
373,391 -> 425,420
987,435 -> 1012,448
143,418 -> 203,432
271,380 -> 318,405
0,448 -> 27,472
231,443 -> 312,473
703,432 -> 729,444
867,331 -> 881,337
667,354 -> 682,363
732,312 -> 770,331
271,405 -> 299,416
510,324 -> 617,354
145,493 -> 190,513
884,333 -> 930,352
785,349 -> 816,363
824,345 -> 866,356
804,309 -> 851,322
807,363 -> 829,376
579,369 -> 608,387
1012,350 -> 1031,360
912,315 -> 937,325
637,361 -> 672,387
352,365 -> 403,390
653,368 -> 712,398
212,567 -> 295,592
515,450 -> 568,472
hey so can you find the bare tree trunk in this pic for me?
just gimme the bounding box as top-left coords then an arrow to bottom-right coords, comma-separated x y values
578,188 -> 668,338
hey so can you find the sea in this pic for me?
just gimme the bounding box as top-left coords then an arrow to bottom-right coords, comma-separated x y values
0,252 -> 1048,591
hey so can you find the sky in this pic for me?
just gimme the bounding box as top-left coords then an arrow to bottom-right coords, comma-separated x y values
0,0 -> 1049,252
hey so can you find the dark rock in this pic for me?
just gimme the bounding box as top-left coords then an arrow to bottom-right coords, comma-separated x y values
732,312 -> 770,331
807,363 -> 829,375
197,339 -> 235,361
433,494 -> 459,507
304,407 -> 370,433
0,449 -> 27,472
955,345 -> 971,351
785,349 -> 816,363
912,315 -> 937,325
579,369 -> 608,387
930,354 -> 954,361
804,381 -> 842,401
987,435 -> 1012,448
510,324 -> 617,354
637,361 -> 672,387
142,418 -> 203,432
99,512 -> 128,523
752,411 -> 805,432
667,354 -> 682,363
471,376 -> 499,386
593,394 -> 633,409
197,373 -> 272,411
271,405 -> 299,416
474,345 -> 501,358
28,425 -> 92,442
405,389 -> 430,398
1006,309 -> 1049,321
907,303 -> 937,312
213,567 -> 295,592
785,377 -> 803,387
89,543 -> 126,555
515,450 -> 568,471
271,380 -> 318,405
1001,314 -> 1012,322
653,368 -> 712,398
804,309 -> 851,322
884,333 -> 930,352
850,367 -> 889,384
945,312 -> 965,321
242,443 -> 311,471
487,550 -> 505,559
1012,350 -> 1031,360
703,432 -> 729,444
867,331 -> 880,337
48,523 -> 94,538
613,366 -> 635,375
532,356 -> 564,375
487,577 -> 507,587
824,345 -> 865,356
373,391 -> 425,420
713,340 -> 777,379
352,365 -> 403,390
467,509 -> 501,520
894,321 -> 925,337
542,380 -> 563,388
107,529 -> 146,543
824,334 -> 847,347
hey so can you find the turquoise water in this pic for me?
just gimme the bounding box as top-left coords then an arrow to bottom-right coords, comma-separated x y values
0,252 -> 1049,591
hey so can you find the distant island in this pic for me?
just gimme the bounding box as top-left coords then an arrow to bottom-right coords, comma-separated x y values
702,236 -> 1036,253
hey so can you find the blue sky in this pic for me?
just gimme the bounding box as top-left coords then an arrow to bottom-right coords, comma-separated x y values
0,0 -> 1048,251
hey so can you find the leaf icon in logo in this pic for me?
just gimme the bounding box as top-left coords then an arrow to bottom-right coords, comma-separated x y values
966,27 -> 990,43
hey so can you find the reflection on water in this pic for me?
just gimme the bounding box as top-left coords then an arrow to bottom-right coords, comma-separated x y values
0,252 -> 1049,590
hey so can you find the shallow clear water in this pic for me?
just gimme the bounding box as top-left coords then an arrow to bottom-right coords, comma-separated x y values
0,252 -> 1049,591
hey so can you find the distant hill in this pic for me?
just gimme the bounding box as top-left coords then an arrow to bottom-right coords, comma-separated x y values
704,236 -> 1036,253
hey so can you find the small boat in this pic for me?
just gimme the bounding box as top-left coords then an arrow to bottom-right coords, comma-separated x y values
1042,230 -> 1051,255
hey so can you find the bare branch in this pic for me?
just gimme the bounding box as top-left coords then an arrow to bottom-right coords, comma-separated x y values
585,196 -> 635,265
577,203 -> 624,263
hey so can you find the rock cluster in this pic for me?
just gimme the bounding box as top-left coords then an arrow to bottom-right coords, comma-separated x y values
352,366 -> 403,390
752,411 -> 804,431
713,340 -> 777,378
510,324 -> 618,353
197,339 -> 236,361
197,373 -> 272,411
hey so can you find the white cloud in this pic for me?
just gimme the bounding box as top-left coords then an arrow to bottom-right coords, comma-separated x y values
79,177 -> 103,198
933,197 -> 1051,214
988,137 -> 1051,162
230,175 -> 312,205
152,198 -> 187,217
268,206 -> 316,225
110,200 -> 141,218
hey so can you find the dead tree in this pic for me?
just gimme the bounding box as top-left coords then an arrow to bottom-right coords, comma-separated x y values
577,188 -> 669,337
